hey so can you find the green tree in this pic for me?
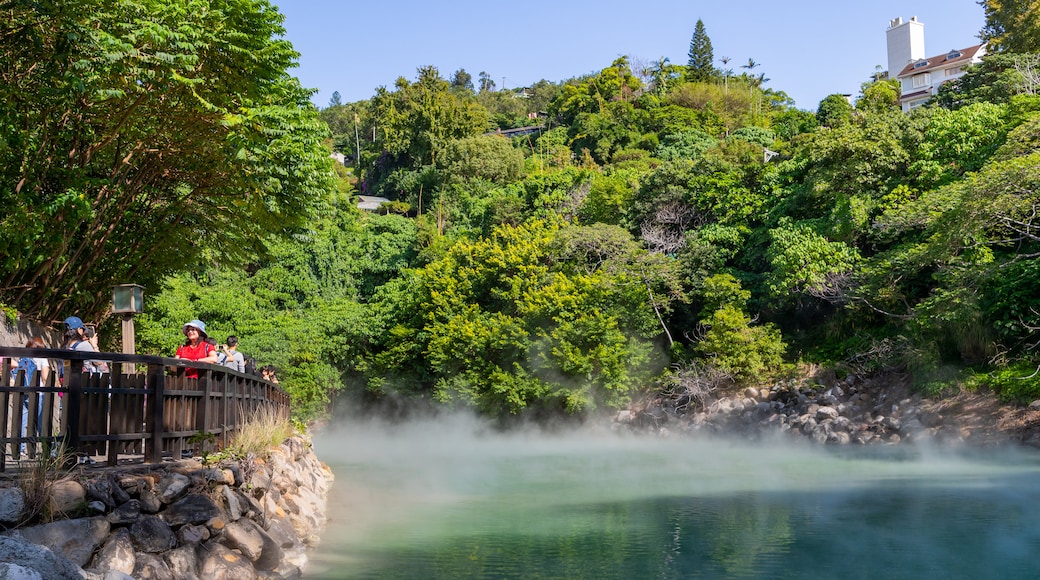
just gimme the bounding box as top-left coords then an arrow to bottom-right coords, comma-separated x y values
816,94 -> 854,127
934,52 -> 1039,109
694,274 -> 786,381
451,68 -> 474,93
980,0 -> 1040,52
366,66 -> 489,194
436,135 -> 525,185
856,79 -> 901,113
479,71 -> 496,93
0,0 -> 332,324
359,220 -> 676,416
686,19 -> 717,82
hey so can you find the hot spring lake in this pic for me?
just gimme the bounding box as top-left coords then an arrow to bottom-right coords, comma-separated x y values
305,419 -> 1040,579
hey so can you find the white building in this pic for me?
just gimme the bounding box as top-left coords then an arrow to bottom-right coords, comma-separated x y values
886,16 -> 986,111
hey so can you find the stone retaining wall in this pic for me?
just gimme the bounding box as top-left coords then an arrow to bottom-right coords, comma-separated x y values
0,434 -> 333,579
617,373 -> 977,446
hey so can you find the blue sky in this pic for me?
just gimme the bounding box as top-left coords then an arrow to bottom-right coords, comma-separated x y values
273,1 -> 986,111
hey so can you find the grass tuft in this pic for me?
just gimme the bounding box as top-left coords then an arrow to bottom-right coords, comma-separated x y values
17,442 -> 78,524
229,405 -> 295,459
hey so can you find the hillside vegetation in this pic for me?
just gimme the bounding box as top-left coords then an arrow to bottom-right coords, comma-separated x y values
2,2 -> 1039,422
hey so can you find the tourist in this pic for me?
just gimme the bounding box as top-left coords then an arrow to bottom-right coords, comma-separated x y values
175,320 -> 218,379
81,326 -> 110,375
17,337 -> 50,458
262,365 -> 279,384
64,324 -> 99,374
217,336 -> 245,373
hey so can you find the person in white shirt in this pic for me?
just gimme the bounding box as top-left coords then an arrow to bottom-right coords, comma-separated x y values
217,335 -> 245,373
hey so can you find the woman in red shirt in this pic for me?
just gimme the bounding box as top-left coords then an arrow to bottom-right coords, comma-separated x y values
175,320 -> 218,379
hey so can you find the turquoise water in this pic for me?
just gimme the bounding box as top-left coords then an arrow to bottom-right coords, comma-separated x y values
306,419 -> 1040,579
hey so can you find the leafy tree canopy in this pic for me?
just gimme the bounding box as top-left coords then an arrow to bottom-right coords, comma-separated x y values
0,0 -> 332,324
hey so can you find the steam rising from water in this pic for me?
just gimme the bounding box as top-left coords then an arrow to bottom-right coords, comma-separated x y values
307,414 -> 1040,579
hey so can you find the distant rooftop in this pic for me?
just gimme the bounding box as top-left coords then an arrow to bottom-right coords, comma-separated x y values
356,195 -> 390,211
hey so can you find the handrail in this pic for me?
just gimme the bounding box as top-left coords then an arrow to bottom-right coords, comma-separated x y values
0,346 -> 290,471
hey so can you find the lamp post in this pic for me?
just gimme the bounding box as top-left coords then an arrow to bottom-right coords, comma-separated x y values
112,284 -> 144,373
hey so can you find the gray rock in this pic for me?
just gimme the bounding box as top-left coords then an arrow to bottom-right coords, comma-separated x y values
139,489 -> 163,513
11,516 -> 110,567
224,520 -> 265,561
162,493 -> 222,527
92,528 -> 135,575
107,499 -> 141,525
86,476 -> 116,508
133,551 -> 174,580
198,543 -> 258,580
263,517 -> 301,550
0,487 -> 25,523
816,406 -> 839,421
47,479 -> 86,516
919,410 -> 943,428
0,535 -> 84,579
163,545 -> 200,580
158,473 -> 191,504
222,485 -> 244,521
176,524 -> 210,545
109,475 -> 130,505
130,515 -> 176,553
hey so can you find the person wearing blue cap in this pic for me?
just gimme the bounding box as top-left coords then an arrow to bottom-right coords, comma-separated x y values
175,320 -> 218,379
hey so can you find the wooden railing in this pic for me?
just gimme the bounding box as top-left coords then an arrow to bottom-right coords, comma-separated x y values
0,346 -> 290,472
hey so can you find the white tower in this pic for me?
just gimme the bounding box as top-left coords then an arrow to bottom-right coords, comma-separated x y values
886,16 -> 925,76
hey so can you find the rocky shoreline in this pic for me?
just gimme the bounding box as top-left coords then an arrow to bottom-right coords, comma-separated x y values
0,434 -> 333,579
617,371 -> 1040,449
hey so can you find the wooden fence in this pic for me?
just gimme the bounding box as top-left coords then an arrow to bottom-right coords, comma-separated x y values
0,346 -> 290,472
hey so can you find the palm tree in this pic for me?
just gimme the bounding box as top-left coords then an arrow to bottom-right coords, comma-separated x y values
720,56 -> 731,93
742,58 -> 761,116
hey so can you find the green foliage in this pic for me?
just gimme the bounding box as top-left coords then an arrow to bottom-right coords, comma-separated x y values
856,79 -> 901,113
359,220 -> 675,416
934,53 -> 1030,109
912,103 -> 1008,187
578,173 -> 637,226
728,126 -> 775,148
695,299 -> 786,382
550,57 -> 642,126
765,220 -> 860,299
980,0 -> 1040,53
0,0 -> 333,324
769,108 -> 819,141
365,66 -> 490,191
436,135 -> 525,185
656,130 -> 718,160
979,362 -> 1040,403
815,94 -> 853,127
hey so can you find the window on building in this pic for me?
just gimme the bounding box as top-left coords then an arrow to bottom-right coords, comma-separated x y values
912,73 -> 931,87
945,66 -> 965,77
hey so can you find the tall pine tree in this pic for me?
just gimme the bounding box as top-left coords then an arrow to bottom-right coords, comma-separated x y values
687,19 -> 717,82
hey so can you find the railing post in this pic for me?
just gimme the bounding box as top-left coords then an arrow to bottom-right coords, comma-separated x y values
64,362 -> 83,456
197,370 -> 212,442
145,363 -> 165,464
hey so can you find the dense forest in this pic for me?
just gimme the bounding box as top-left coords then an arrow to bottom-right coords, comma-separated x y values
2,1 -> 1039,422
